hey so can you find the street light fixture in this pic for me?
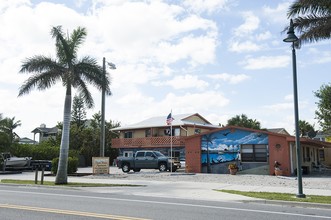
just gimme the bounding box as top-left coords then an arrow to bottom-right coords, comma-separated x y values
100,57 -> 116,157
283,19 -> 306,198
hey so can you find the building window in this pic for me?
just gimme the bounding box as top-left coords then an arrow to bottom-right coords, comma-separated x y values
164,128 -> 180,136
195,128 -> 201,134
241,144 -> 267,162
319,149 -> 325,161
145,129 -> 151,137
124,131 -> 133,138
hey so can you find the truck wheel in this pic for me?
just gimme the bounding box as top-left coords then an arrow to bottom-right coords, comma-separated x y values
133,168 -> 141,172
159,163 -> 167,172
122,163 -> 130,173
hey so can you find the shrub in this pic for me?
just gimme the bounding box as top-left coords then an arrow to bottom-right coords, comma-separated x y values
228,163 -> 238,170
9,143 -> 79,161
51,157 -> 78,174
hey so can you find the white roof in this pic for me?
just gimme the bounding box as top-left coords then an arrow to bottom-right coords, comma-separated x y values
111,113 -> 219,131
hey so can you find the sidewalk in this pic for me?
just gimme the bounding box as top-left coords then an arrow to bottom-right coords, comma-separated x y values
1,167 -> 331,208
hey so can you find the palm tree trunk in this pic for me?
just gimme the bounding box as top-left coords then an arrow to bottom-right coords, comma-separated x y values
55,86 -> 72,184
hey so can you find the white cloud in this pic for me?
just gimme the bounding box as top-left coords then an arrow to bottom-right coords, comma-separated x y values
207,73 -> 250,84
262,2 -> 291,24
182,0 -> 230,14
163,91 -> 230,111
240,55 -> 290,70
234,11 -> 260,37
307,48 -> 331,64
228,40 -> 261,53
153,74 -> 209,90
256,31 -> 272,41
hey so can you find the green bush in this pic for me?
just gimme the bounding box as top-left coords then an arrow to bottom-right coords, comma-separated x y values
9,143 -> 79,161
51,157 -> 78,174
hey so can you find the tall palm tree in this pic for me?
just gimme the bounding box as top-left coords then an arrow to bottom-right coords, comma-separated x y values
287,0 -> 331,46
19,26 -> 111,184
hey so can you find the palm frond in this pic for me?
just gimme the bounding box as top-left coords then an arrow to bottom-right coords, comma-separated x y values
286,0 -> 331,45
75,79 -> 94,109
288,0 -> 331,17
18,70 -> 63,96
74,56 -> 112,95
69,27 -> 87,58
20,56 -> 61,73
51,26 -> 74,65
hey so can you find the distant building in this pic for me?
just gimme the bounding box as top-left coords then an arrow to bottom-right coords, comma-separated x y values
111,113 -> 220,160
31,124 -> 58,143
18,137 -> 37,145
267,128 -> 290,135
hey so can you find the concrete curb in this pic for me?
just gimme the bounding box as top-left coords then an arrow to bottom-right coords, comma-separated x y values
246,199 -> 331,209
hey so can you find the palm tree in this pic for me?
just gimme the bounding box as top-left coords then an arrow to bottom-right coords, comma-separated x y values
0,117 -> 21,143
298,120 -> 316,137
287,0 -> 331,46
19,26 -> 111,184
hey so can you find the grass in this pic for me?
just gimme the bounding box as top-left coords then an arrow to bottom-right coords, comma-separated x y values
0,179 -> 143,187
217,189 -> 331,204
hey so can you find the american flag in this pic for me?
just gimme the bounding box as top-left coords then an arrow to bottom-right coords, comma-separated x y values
166,113 -> 174,125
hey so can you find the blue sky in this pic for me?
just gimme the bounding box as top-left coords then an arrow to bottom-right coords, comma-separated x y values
1,0 -> 330,139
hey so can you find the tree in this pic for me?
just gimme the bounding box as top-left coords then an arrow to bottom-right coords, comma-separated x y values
226,114 -> 261,129
71,94 -> 87,129
314,84 -> 331,132
287,0 -> 331,46
18,26 -> 111,184
298,120 -> 316,137
0,117 -> 21,144
0,116 -> 21,150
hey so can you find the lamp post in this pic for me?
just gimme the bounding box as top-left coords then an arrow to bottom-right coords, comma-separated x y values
283,19 -> 305,198
100,57 -> 116,157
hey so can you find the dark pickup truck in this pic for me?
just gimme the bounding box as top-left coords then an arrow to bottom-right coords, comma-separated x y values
116,150 -> 181,173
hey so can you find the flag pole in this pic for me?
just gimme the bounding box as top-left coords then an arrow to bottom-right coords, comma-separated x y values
166,111 -> 174,172
170,110 -> 173,173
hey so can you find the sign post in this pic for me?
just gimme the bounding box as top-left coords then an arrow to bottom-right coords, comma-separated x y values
92,157 -> 109,175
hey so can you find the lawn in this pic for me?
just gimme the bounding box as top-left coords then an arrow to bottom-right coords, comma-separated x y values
217,189 -> 331,204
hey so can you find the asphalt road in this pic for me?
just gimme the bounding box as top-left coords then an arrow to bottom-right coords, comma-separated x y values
0,184 -> 330,220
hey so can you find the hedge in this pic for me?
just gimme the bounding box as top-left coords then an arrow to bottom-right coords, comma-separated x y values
51,157 -> 78,174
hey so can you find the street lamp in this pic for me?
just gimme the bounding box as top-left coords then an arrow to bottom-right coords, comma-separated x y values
100,57 -> 116,157
283,19 -> 306,198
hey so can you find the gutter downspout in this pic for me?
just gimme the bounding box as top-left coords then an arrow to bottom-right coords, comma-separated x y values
180,125 -> 188,136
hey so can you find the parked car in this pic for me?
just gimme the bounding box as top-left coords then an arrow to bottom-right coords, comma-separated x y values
116,150 -> 181,173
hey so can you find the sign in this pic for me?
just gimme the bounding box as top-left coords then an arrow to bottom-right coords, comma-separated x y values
92,157 -> 109,175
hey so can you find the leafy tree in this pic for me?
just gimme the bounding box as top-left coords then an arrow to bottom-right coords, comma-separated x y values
71,94 -> 87,129
56,112 -> 120,166
314,84 -> 331,132
18,26 -> 111,184
0,116 -> 21,150
298,120 -> 316,137
287,0 -> 331,46
226,114 -> 261,130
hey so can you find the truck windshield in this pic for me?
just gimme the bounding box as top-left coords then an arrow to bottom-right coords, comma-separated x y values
154,151 -> 165,157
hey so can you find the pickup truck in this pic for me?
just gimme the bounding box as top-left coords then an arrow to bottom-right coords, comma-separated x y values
116,150 -> 181,173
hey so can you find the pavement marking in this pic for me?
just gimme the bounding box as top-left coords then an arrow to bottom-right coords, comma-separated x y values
0,189 -> 330,219
0,203 -> 151,220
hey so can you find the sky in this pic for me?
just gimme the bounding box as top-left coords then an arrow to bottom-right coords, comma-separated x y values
1,0 -> 330,140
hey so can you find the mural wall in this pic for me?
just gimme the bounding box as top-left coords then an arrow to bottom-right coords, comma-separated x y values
201,128 -> 269,173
